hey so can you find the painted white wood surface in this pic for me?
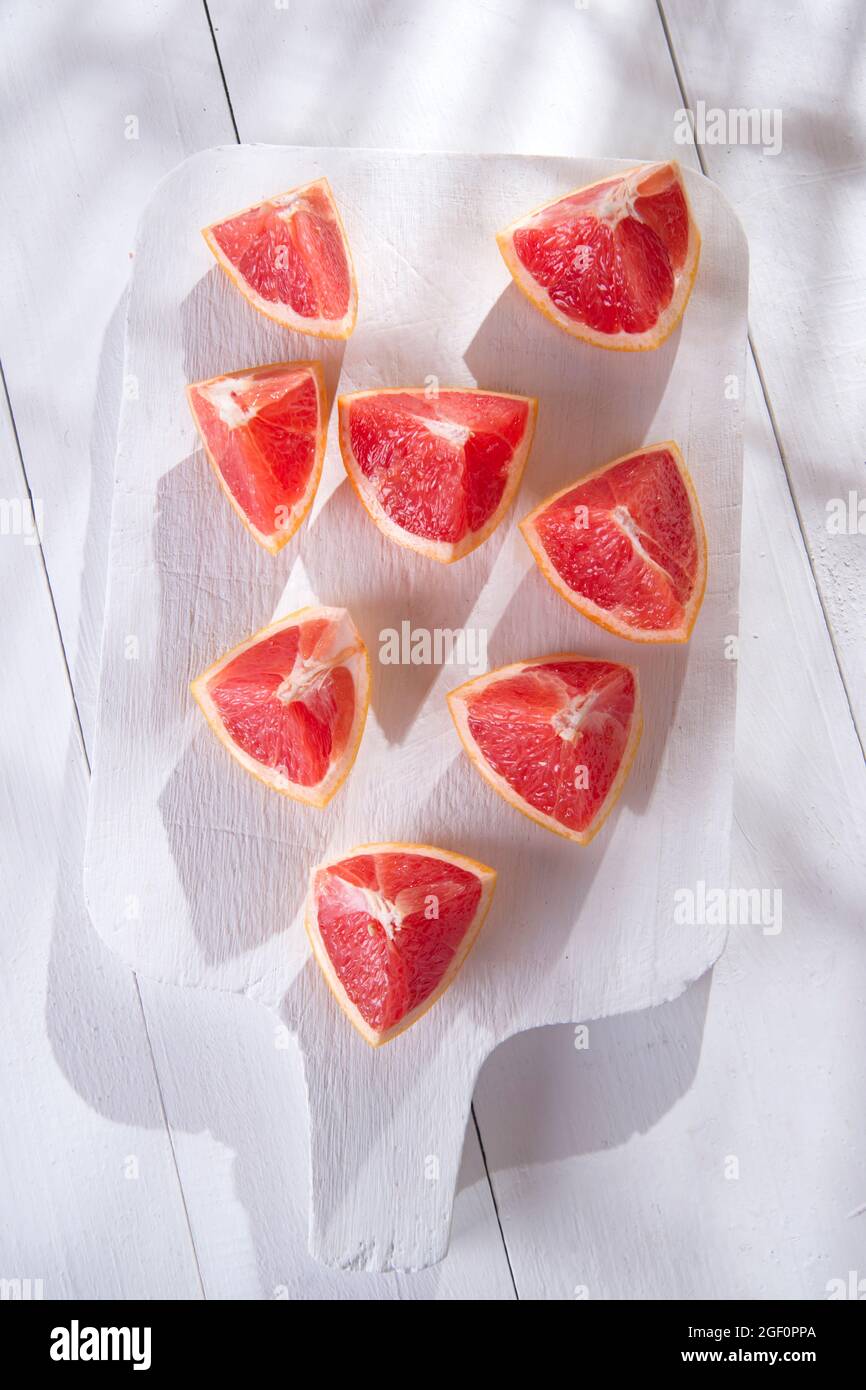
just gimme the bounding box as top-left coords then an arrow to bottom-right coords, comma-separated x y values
0,389 -> 201,1299
207,0 -> 693,162
1,0 -> 863,1297
663,0 -> 866,742
84,146 -> 747,1269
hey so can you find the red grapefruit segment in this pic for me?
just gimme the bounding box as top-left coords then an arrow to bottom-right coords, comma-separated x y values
497,161 -> 700,350
190,605 -> 370,806
186,360 -> 326,553
307,843 -> 496,1045
448,657 -> 642,845
337,387 -> 537,562
520,442 -> 707,643
203,178 -> 357,338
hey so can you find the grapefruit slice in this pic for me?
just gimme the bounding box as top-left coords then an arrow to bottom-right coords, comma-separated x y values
186,360 -> 326,553
190,605 -> 370,806
520,442 -> 707,643
448,657 -> 641,845
202,178 -> 357,338
337,387 -> 537,562
497,161 -> 700,350
307,843 -> 496,1045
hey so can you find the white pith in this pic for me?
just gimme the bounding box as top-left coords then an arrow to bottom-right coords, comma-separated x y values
275,644 -> 361,704
356,887 -> 404,941
200,368 -> 310,431
611,503 -> 669,579
552,686 -> 604,743
588,163 -> 651,229
201,376 -> 251,428
421,416 -> 471,447
274,195 -> 318,222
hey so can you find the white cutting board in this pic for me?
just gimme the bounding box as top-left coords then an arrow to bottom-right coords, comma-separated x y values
84,146 -> 748,1272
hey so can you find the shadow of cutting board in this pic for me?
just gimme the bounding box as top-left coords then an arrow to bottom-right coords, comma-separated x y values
84,146 -> 748,1272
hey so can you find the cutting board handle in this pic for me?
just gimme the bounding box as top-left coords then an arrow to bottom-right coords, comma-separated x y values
281,974 -> 488,1272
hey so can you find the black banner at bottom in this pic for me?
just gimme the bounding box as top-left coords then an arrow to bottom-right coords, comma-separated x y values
1,1297 -> 859,1372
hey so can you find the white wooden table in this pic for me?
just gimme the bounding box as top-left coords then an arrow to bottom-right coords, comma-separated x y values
1,0 -> 863,1299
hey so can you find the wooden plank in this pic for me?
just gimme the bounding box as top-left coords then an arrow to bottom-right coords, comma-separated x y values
472,354 -> 866,1297
0,0 -> 236,748
662,0 -> 866,741
207,0 -> 695,158
0,0 -> 238,1301
0,386 -> 202,1298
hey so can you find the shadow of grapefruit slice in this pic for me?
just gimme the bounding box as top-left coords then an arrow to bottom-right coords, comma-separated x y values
448,657 -> 642,845
497,161 -> 700,350
337,386 -> 537,562
306,844 -> 497,1046
520,441 -> 708,643
186,360 -> 327,553
202,177 -> 358,338
190,605 -> 370,807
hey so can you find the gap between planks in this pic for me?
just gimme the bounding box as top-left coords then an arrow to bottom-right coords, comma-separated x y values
0,360 -> 208,1299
